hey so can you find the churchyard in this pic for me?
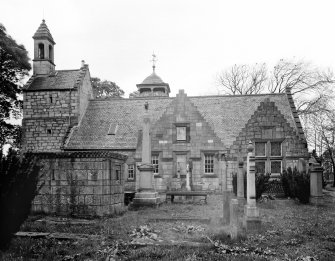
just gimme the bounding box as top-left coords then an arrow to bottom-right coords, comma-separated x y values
1,190 -> 335,261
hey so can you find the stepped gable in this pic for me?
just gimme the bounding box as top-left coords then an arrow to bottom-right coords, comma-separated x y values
190,93 -> 297,147
66,97 -> 173,150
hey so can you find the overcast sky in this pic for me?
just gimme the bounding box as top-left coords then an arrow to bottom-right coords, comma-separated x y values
2,0 -> 335,97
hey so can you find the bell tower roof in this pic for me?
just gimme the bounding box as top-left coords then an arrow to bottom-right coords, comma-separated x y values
33,19 -> 55,44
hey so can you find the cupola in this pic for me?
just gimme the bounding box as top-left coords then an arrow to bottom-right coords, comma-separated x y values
136,54 -> 170,97
32,19 -> 56,75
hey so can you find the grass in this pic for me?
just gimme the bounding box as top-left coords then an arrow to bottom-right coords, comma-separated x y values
1,194 -> 335,260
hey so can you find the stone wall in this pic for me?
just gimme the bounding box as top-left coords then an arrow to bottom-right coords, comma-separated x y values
132,90 -> 227,192
32,152 -> 127,217
228,98 -> 309,175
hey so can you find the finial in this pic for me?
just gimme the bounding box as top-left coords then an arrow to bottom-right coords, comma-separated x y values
151,53 -> 157,73
247,140 -> 254,153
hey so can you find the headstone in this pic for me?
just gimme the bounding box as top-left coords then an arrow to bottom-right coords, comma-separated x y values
221,155 -> 231,225
237,160 -> 245,204
230,198 -> 243,239
244,141 -> 261,232
310,162 -> 323,205
297,158 -> 306,173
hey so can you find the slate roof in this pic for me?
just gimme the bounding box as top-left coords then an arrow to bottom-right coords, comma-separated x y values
141,72 -> 165,84
24,70 -> 82,91
66,93 -> 298,150
33,19 -> 55,44
66,97 -> 174,149
190,94 -> 297,147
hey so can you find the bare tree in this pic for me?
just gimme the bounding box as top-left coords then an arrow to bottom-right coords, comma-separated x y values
216,63 -> 267,95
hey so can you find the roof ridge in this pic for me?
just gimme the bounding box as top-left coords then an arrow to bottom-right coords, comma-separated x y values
189,93 -> 286,98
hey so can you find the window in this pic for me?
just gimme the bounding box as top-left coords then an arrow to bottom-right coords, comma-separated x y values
108,124 -> 118,135
271,161 -> 282,174
128,164 -> 135,180
151,155 -> 159,174
255,142 -> 266,157
49,95 -> 53,104
176,126 -> 186,141
204,155 -> 214,174
255,141 -> 282,175
115,165 -> 121,181
47,129 -> 52,135
49,45 -> 53,61
270,142 -> 282,156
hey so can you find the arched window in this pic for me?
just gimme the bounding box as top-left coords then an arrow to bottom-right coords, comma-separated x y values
38,43 -> 44,59
49,45 -> 53,61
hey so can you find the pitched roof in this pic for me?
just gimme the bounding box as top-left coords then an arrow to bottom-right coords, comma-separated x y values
66,92 -> 298,150
33,19 -> 55,44
66,97 -> 174,149
189,94 -> 297,147
24,70 -> 83,91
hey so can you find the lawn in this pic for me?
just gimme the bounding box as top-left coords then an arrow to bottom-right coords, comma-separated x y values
1,193 -> 335,261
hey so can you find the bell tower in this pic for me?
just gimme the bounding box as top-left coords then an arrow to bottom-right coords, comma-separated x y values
32,19 -> 56,75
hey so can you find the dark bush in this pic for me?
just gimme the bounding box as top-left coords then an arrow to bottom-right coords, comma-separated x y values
0,149 -> 41,250
232,171 -> 270,200
280,167 -> 310,204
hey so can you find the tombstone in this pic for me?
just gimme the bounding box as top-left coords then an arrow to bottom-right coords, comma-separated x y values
230,198 -> 243,239
243,141 -> 261,232
132,102 -> 160,207
237,160 -> 245,204
297,158 -> 307,173
310,161 -> 324,205
221,154 -> 231,225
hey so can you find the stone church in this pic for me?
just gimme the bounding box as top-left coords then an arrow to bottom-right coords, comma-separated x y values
22,20 -> 309,216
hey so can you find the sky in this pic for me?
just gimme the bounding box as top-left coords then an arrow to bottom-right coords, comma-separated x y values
2,0 -> 335,97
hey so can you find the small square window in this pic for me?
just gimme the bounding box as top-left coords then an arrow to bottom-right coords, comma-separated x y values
47,129 -> 52,135
128,164 -> 135,180
152,155 -> 159,174
204,155 -> 214,174
255,142 -> 266,157
176,126 -> 187,141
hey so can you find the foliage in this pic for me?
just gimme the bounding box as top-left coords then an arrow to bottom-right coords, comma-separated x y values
232,172 -> 270,200
0,24 -> 31,150
91,77 -> 124,98
0,150 -> 41,250
280,167 -> 310,204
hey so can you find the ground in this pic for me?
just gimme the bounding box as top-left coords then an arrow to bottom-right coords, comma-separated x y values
1,190 -> 335,261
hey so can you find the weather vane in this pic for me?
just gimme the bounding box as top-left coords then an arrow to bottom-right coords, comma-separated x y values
150,53 -> 157,72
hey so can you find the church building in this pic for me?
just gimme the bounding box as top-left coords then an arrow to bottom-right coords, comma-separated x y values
22,20 -> 309,216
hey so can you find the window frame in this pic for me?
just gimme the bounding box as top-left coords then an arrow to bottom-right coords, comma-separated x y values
254,140 -> 283,175
204,154 -> 214,174
128,164 -> 135,180
151,155 -> 159,174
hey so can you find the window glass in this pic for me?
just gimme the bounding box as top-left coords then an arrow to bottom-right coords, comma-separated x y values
115,165 -> 121,180
151,155 -> 159,174
271,161 -> 281,173
204,155 -> 214,174
176,127 -> 187,141
255,142 -> 266,156
271,142 -> 282,156
255,161 -> 266,174
128,164 -> 135,180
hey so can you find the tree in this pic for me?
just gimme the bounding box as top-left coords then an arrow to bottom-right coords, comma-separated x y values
216,63 -> 267,95
217,59 -> 334,116
91,77 -> 124,98
0,24 -> 31,150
